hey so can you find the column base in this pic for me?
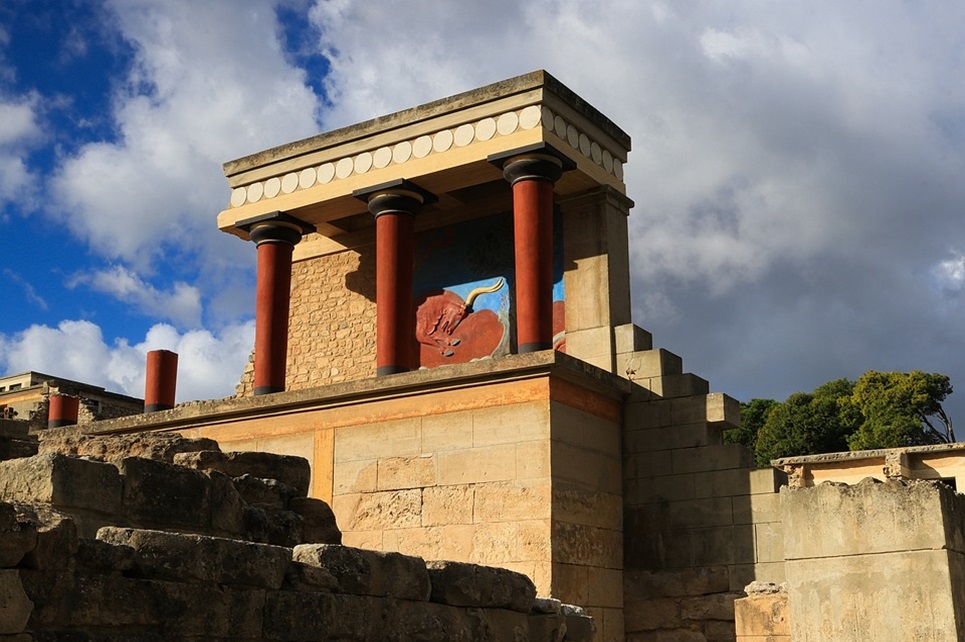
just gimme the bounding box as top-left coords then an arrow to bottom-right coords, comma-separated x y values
47,419 -> 76,428
518,342 -> 552,353
253,386 -> 285,396
377,365 -> 409,377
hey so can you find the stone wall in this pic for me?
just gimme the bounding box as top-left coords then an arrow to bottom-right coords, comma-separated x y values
0,432 -> 596,641
619,344 -> 784,642
781,478 -> 965,642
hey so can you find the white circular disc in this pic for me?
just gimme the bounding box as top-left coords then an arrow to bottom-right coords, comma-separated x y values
246,181 -> 264,203
475,118 -> 496,141
433,129 -> 453,153
614,159 -> 623,181
555,115 -> 567,137
579,133 -> 591,156
335,157 -> 354,178
317,163 -> 335,184
602,150 -> 613,173
590,141 -> 602,163
373,147 -> 392,168
520,105 -> 542,130
354,152 -> 373,174
230,187 -> 247,208
281,173 -> 299,193
264,177 -> 281,199
299,167 -> 317,189
412,135 -> 432,158
566,124 -> 579,147
393,141 -> 412,164
496,112 -> 519,136
454,123 -> 475,147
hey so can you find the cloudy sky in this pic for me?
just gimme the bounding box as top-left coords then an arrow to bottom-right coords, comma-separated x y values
1,2 -> 964,424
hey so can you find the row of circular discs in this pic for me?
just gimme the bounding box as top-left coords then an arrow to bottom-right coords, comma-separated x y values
230,104 -> 625,208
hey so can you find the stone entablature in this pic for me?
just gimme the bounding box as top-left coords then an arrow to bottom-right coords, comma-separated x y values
773,442 -> 965,490
218,70 -> 630,253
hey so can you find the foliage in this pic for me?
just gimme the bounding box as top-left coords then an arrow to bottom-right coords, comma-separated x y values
740,370 -> 954,466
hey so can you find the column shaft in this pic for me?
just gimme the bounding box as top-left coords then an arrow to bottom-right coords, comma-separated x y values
254,239 -> 294,394
48,394 -> 79,429
513,177 -> 556,352
145,349 -> 178,412
375,211 -> 416,376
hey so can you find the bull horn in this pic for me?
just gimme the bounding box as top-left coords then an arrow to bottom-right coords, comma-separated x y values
465,278 -> 505,308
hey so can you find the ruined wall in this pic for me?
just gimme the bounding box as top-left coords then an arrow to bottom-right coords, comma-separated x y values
782,478 -> 965,642
0,432 -> 596,641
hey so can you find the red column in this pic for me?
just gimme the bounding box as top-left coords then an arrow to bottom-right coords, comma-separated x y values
249,222 -> 302,395
47,394 -> 79,428
365,190 -> 427,376
502,154 -> 564,352
145,349 -> 178,411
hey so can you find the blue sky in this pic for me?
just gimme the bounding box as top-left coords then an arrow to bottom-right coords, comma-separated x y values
2,1 -> 965,425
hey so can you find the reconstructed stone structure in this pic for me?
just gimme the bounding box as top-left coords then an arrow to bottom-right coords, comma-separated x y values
24,71 -> 965,641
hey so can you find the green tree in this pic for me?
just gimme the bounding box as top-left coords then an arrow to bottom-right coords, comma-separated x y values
847,370 -> 954,450
753,378 -> 859,466
723,398 -> 778,451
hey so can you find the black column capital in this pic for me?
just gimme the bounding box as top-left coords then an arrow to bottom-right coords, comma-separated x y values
489,143 -> 576,185
237,211 -> 315,246
353,179 -> 437,218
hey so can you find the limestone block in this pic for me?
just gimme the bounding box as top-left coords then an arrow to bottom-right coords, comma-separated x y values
74,538 -> 134,573
0,570 -> 31,634
40,432 -> 219,464
15,505 -> 78,570
624,566 -> 730,600
614,323 -> 652,355
472,401 -> 550,448
560,603 -> 597,641
625,349 -> 683,379
0,503 -> 37,568
173,450 -> 311,497
377,455 -> 436,490
586,566 -> 623,608
340,488 -> 422,531
422,485 -> 474,526
426,560 -> 536,612
628,474 -> 696,504
436,445 -> 516,485
734,586 -> 789,639
97,526 -> 291,589
754,523 -> 784,564
383,524 -> 476,560
625,451 -> 674,480
475,607 -> 531,641
551,402 -> 621,457
120,457 -> 210,531
679,591 -> 740,621
694,468 -> 751,499
232,473 -> 298,509
242,505 -> 304,547
529,612 -> 567,642
333,458 -> 378,494
625,423 -> 714,454
704,392 -> 743,427
552,487 -> 622,530
334,417 -> 422,462
284,559 -> 338,592
552,522 -> 622,568
599,607 -> 625,642
0,454 -> 122,514
564,326 -> 615,370
385,599 -> 473,641
748,468 -> 788,495
734,492 -> 781,526
289,496 -> 341,544
206,469 -> 246,536
422,411 -> 474,453
669,497 -> 734,529
293,543 -> 430,600
640,373 -> 710,398
470,522 -> 520,565
517,439 -> 551,479
552,442 -> 621,493
474,480 -> 551,523
624,399 -> 673,431
552,562 -> 589,604
673,445 -> 752,475
728,562 -> 786,592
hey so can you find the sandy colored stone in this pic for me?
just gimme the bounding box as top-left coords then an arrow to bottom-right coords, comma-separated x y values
734,591 -> 790,638
436,444 -> 517,485
422,485 -> 474,526
173,450 -> 311,497
293,543 -> 430,600
345,489 -> 422,531
38,432 -> 219,464
289,496 -> 341,544
377,455 -> 436,491
0,453 -> 121,514
474,480 -> 551,523
426,559 -> 536,612
0,569 -> 32,634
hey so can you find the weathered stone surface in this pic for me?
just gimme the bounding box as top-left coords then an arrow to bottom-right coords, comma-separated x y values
16,505 -> 78,570
0,570 -> 32,634
75,538 -> 135,573
0,503 -> 37,567
232,473 -> 298,509
206,469 -> 245,536
119,457 -> 210,530
346,489 -> 423,530
734,589 -> 789,638
680,592 -> 740,621
263,591 -> 385,641
288,496 -> 341,544
284,560 -> 338,592
293,543 -> 431,600
426,560 -> 537,613
0,454 -> 121,514
625,567 -> 730,599
173,450 -> 311,497
561,604 -> 597,641
97,527 -> 291,589
39,432 -> 219,464
384,599 -> 473,641
529,612 -> 567,642
243,506 -> 303,548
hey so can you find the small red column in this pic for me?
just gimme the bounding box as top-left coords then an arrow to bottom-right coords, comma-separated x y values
145,349 -> 178,412
47,394 -> 79,428
355,181 -> 435,377
501,153 -> 564,352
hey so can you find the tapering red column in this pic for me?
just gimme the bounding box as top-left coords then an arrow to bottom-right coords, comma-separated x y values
145,349 -> 178,412
355,180 -> 435,376
47,394 -> 79,428
240,212 -> 315,395
501,153 -> 564,353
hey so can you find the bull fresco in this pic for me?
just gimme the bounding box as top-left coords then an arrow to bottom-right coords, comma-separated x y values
412,212 -> 564,369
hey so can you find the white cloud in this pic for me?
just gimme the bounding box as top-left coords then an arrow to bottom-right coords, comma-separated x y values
0,319 -> 254,403
0,93 -> 42,204
49,0 -> 323,266
67,265 -> 202,328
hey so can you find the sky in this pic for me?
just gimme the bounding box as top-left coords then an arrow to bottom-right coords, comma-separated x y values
1,1 -> 965,426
